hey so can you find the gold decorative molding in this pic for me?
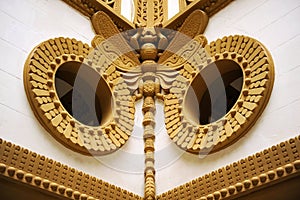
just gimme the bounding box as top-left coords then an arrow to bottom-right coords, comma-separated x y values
21,1 -> 277,199
1,136 -> 300,199
60,0 -> 232,31
0,138 -> 142,200
23,37 -> 135,155
133,0 -> 168,27
157,135 -> 300,199
0,163 -> 97,200
160,35 -> 275,154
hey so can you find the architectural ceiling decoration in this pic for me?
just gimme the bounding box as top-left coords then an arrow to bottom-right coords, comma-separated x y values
21,0 -> 277,199
1,136 -> 300,199
0,138 -> 142,200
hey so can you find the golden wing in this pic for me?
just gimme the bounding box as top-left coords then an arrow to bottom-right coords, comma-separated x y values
158,10 -> 208,65
91,11 -> 141,68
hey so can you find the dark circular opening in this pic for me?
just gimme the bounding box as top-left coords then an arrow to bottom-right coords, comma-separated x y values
184,59 -> 243,125
55,61 -> 112,127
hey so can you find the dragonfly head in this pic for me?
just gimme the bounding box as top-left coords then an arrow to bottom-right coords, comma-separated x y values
140,43 -> 158,61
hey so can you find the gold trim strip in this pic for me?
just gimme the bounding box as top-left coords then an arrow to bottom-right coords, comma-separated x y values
1,135 -> 300,199
0,138 -> 143,200
157,136 -> 300,199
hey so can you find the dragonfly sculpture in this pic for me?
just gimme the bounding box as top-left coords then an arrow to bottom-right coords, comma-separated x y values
23,1 -> 274,199
90,10 -> 209,198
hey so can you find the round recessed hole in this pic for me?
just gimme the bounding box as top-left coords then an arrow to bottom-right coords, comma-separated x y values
184,59 -> 243,125
55,61 -> 112,127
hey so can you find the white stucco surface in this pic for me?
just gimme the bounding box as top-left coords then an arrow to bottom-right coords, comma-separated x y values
0,0 -> 300,196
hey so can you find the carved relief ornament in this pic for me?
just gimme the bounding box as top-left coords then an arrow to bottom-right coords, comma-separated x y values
20,0 -> 278,199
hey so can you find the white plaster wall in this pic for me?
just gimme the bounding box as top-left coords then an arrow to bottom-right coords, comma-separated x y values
0,0 -> 300,197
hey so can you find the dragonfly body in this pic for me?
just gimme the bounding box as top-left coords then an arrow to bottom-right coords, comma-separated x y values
90,9 -> 208,200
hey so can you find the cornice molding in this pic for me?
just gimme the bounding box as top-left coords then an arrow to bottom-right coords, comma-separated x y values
1,135 -> 300,199
157,136 -> 300,199
61,0 -> 233,31
0,138 -> 142,200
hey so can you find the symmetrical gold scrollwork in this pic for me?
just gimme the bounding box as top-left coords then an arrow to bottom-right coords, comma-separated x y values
22,1 -> 277,199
